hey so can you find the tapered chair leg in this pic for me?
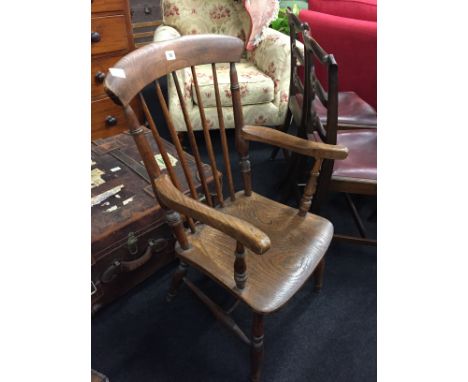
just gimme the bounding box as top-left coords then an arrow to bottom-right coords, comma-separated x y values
250,313 -> 265,382
166,260 -> 188,302
313,258 -> 325,293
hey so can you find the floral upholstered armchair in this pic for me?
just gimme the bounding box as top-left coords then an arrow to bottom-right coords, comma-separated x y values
154,0 -> 291,131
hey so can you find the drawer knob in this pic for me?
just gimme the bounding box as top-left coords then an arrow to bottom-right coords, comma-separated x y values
91,31 -> 101,43
144,6 -> 152,15
95,71 -> 105,83
105,115 -> 118,127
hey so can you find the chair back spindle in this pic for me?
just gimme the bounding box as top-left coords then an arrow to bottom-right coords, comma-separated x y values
211,63 -> 236,201
123,105 -> 161,182
139,93 -> 180,187
171,71 -> 214,207
138,95 -> 197,232
230,62 -> 252,196
191,66 -> 225,207
154,79 -> 200,200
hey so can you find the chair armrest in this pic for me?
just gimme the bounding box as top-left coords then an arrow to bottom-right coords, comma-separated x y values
241,125 -> 348,160
153,25 -> 181,42
154,175 -> 271,255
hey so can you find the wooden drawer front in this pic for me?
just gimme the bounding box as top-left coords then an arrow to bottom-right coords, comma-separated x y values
91,0 -> 126,14
92,97 -> 127,138
92,15 -> 129,56
91,55 -> 122,99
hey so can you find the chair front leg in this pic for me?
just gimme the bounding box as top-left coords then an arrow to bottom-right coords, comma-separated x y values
166,260 -> 188,302
313,257 -> 326,292
250,313 -> 265,382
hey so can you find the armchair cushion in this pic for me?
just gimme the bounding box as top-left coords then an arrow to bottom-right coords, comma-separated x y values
248,28 -> 291,124
192,61 -> 275,108
153,25 -> 181,42
308,0 -> 377,21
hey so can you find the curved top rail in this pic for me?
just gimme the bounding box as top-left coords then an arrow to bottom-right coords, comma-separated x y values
105,34 -> 245,106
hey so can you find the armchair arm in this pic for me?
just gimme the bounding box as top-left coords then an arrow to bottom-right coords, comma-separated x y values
153,25 -> 181,42
241,125 -> 348,160
248,28 -> 291,123
154,175 -> 271,255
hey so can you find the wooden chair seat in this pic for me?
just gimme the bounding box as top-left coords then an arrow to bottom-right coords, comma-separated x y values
178,191 -> 334,314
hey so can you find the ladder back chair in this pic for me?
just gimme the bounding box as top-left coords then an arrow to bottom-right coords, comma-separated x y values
284,12 -> 377,246
271,8 -> 377,160
104,34 -> 348,382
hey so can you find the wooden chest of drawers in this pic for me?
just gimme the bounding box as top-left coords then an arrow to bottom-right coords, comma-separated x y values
91,0 -> 141,139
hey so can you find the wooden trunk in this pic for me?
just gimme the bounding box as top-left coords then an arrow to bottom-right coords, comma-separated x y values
91,130 -> 215,313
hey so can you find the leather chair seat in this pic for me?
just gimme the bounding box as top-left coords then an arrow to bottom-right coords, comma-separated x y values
314,91 -> 376,127
295,91 -> 377,128
309,129 -> 377,181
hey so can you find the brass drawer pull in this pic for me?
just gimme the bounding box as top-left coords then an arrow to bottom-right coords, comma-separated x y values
91,31 -> 101,43
105,115 -> 118,127
95,71 -> 105,83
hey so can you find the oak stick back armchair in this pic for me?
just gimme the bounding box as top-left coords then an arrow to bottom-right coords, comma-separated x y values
104,34 -> 348,381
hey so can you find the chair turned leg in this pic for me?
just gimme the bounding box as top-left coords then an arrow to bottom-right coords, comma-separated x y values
166,260 -> 188,302
313,258 -> 326,293
250,313 -> 265,382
